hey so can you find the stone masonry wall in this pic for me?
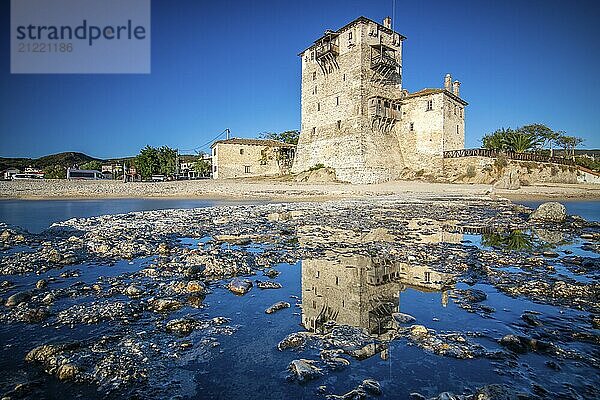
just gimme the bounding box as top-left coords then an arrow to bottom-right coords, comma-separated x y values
212,143 -> 282,179
442,156 -> 578,185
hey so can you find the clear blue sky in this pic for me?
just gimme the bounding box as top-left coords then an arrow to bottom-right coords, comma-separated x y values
1,0 -> 599,158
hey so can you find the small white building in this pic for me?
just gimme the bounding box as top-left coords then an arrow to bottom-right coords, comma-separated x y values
3,168 -> 20,180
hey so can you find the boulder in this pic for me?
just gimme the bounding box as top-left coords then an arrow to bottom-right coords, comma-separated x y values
227,278 -> 252,295
5,291 -> 31,307
265,301 -> 290,314
166,318 -> 195,336
288,359 -> 322,382
392,312 -> 416,325
529,202 -> 567,223
494,169 -> 520,190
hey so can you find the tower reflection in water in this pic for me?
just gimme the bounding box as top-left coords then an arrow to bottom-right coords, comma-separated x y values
299,219 -> 463,353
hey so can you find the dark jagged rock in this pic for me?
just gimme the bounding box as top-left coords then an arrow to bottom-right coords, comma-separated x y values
265,301 -> 290,314
227,278 -> 253,295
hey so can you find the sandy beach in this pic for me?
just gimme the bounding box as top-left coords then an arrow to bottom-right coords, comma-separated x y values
0,178 -> 599,202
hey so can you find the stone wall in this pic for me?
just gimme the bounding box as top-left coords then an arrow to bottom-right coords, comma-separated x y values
442,156 -> 579,186
212,143 -> 283,179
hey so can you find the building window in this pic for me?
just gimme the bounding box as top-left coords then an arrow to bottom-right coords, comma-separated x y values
348,31 -> 352,40
213,166 -> 217,172
312,71 -> 316,80
337,120 -> 341,129
384,101 -> 390,108
336,96 -> 339,106
454,105 -> 457,115
317,103 -> 320,111
315,270 -> 320,278
239,148 -> 244,155
410,122 -> 414,131
460,108 -> 463,118
244,166 -> 250,174
343,74 -> 346,81
314,86 -> 317,95
311,52 -> 314,60
424,271 -> 431,283
456,125 -> 459,134
335,276 -> 339,285
426,99 -> 433,111
312,127 -> 316,134
213,148 -> 217,156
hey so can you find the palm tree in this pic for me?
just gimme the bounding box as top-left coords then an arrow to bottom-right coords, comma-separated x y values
503,130 -> 541,153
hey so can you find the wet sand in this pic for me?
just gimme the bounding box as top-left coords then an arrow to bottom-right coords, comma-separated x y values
0,178 -> 598,201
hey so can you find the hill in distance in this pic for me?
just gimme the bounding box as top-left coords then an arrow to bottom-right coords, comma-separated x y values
0,152 -> 134,171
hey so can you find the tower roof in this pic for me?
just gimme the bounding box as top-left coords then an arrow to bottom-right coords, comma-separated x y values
404,88 -> 468,106
299,16 -> 407,55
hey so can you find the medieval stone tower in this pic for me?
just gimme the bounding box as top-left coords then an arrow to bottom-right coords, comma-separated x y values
292,16 -> 467,183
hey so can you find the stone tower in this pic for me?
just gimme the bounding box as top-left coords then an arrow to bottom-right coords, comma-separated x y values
292,16 -> 467,183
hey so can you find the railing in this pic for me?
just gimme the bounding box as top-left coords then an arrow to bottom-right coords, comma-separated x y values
371,54 -> 398,69
315,43 -> 339,59
443,148 -> 575,166
369,104 -> 399,120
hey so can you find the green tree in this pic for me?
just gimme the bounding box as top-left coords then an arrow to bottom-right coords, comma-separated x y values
519,124 -> 557,154
135,145 -> 160,179
80,160 -> 103,171
157,146 -> 177,176
482,128 -> 509,151
503,129 -> 541,153
556,135 -> 584,161
194,159 -> 211,176
260,130 -> 300,145
44,165 -> 66,179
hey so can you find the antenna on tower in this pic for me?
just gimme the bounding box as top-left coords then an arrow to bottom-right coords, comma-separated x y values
392,0 -> 396,31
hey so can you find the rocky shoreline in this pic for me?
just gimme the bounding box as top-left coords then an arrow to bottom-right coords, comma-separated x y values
0,196 -> 598,399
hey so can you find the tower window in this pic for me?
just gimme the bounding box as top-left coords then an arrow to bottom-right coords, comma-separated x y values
343,74 -> 346,81
239,148 -> 244,155
424,271 -> 431,283
457,125 -> 459,134
348,31 -> 352,40
336,96 -> 339,106
337,120 -> 341,129
244,166 -> 251,174
410,122 -> 414,131
313,71 -> 316,80
317,103 -> 320,111
314,86 -> 317,95
312,127 -> 316,134
384,101 -> 390,108
426,100 -> 433,111
460,108 -> 463,118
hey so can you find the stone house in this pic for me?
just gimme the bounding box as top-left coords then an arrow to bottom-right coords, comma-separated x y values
292,16 -> 467,183
211,138 -> 296,179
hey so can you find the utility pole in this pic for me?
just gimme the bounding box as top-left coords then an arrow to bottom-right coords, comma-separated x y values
175,148 -> 180,179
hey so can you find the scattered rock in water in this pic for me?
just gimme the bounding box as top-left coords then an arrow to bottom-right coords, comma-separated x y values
186,280 -> 206,293
529,202 -> 567,223
157,242 -> 170,255
125,284 -> 144,297
148,298 -> 182,313
320,349 -> 351,370
400,325 -> 486,359
5,291 -> 31,307
265,301 -> 290,314
278,332 -> 312,351
165,318 -> 195,336
35,279 -> 48,289
227,278 -> 252,295
56,364 -> 78,381
288,359 -> 322,382
498,334 -> 551,354
459,288 -> 487,303
263,269 -> 280,278
361,379 -> 382,396
392,312 -> 416,325
256,280 -> 282,289
520,312 -> 541,326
